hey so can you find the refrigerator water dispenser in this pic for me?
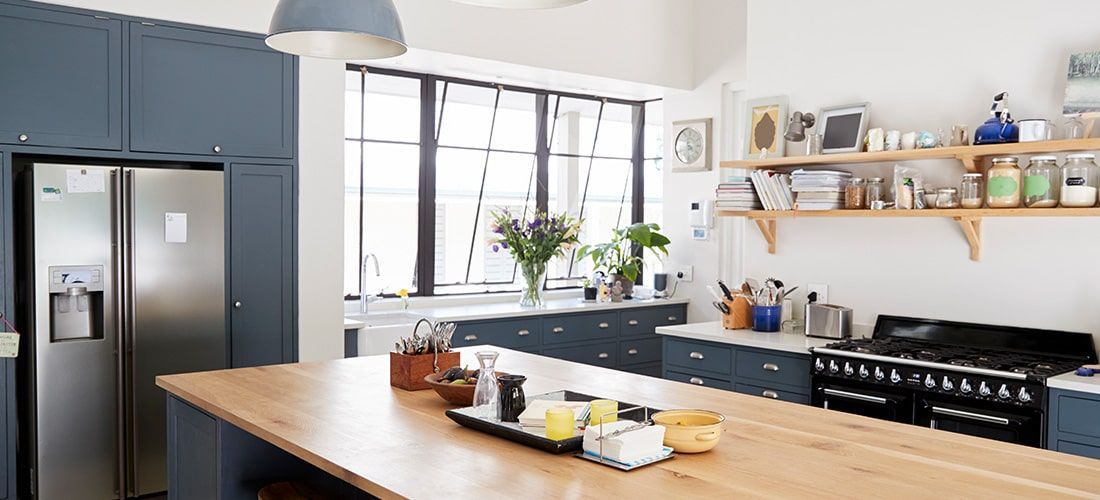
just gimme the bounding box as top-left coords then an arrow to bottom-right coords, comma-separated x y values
48,265 -> 104,341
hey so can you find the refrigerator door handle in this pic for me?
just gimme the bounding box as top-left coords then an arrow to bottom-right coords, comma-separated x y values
122,169 -> 137,497
111,169 -> 126,498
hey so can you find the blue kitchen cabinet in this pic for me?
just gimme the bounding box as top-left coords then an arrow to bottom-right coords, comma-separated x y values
0,3 -> 122,150
130,23 -> 295,159
452,317 -> 542,350
229,164 -> 296,367
662,338 -> 813,405
167,397 -> 218,500
1047,388 -> 1100,458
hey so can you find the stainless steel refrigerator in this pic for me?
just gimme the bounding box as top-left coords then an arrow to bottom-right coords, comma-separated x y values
25,163 -> 225,499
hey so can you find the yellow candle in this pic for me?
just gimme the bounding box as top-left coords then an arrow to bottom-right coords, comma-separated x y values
588,399 -> 618,425
545,406 -> 575,441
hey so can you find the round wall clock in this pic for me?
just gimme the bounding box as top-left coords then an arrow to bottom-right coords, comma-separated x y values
671,118 -> 712,172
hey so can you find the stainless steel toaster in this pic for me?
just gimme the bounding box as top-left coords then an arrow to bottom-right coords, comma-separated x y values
804,303 -> 852,339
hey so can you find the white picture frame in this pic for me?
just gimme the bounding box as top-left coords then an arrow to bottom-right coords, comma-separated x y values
671,118 -> 712,172
818,102 -> 871,154
743,96 -> 788,159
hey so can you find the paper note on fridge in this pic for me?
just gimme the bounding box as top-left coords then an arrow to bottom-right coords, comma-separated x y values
165,212 -> 188,243
66,169 -> 106,193
0,333 -> 19,358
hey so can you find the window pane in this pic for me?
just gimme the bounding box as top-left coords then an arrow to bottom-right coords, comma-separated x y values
363,72 -> 420,143
593,102 -> 634,159
549,96 -> 600,156
547,157 -> 632,285
642,158 -> 664,288
437,83 -> 497,148
645,100 -> 663,159
491,91 -> 537,152
345,70 -> 362,139
362,142 -> 420,294
344,141 -> 362,296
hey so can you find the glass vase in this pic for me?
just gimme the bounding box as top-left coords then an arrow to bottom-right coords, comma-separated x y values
472,350 -> 500,420
518,261 -> 547,308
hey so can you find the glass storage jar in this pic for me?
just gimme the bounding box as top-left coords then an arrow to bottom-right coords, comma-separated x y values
865,177 -> 887,209
986,156 -> 1021,208
1023,155 -> 1060,208
845,178 -> 867,209
960,173 -> 984,208
935,188 -> 960,208
1060,153 -> 1099,207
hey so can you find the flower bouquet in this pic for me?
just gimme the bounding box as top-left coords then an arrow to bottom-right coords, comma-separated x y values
489,209 -> 583,307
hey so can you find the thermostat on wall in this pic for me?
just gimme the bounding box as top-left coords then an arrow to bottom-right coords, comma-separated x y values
689,200 -> 712,240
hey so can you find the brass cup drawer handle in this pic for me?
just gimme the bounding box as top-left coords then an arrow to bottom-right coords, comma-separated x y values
689,351 -> 705,360
762,363 -> 780,372
464,334 -> 478,341
627,319 -> 639,326
689,377 -> 705,385
517,329 -> 530,337
597,352 -> 610,359
627,348 -> 639,356
552,327 -> 564,334
597,322 -> 610,329
762,390 -> 779,399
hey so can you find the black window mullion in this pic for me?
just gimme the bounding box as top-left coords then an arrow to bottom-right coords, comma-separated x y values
535,93 -> 550,214
631,103 -> 646,284
418,75 -> 438,296
463,86 -> 503,284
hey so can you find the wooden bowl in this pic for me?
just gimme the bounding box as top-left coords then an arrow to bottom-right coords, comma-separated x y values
423,371 -> 507,406
652,409 -> 725,453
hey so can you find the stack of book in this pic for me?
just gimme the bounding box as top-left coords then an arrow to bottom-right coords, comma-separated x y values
748,169 -> 794,211
790,169 -> 851,211
715,170 -> 763,211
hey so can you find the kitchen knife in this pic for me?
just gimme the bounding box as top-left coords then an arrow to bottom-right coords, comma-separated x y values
717,280 -> 734,301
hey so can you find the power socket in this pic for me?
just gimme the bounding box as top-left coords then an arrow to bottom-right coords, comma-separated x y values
807,283 -> 829,304
675,266 -> 694,283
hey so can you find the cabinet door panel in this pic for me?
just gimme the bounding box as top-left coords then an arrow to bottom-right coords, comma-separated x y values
230,164 -> 295,367
131,24 -> 294,158
167,397 -> 218,500
0,4 -> 121,149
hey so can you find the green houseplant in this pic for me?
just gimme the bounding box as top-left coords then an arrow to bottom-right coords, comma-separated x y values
576,223 -> 670,298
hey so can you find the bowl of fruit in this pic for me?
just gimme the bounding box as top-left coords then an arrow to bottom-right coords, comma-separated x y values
424,366 -> 508,406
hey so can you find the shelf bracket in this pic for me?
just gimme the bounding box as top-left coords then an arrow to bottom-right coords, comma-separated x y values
958,155 -> 981,173
753,218 -> 777,254
955,216 -> 982,261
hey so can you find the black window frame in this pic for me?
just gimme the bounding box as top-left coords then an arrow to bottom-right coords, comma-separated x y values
345,64 -> 656,299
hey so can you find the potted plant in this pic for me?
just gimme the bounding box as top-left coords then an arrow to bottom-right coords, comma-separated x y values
489,209 -> 583,307
576,223 -> 670,299
581,277 -> 598,301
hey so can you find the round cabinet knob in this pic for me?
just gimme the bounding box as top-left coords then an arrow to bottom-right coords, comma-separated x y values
858,364 -> 869,379
941,376 -> 955,392
978,381 -> 991,397
890,369 -> 902,384
997,384 -> 1011,400
18,133 -> 28,142
814,358 -> 825,372
924,374 -> 936,389
233,301 -> 242,309
213,145 -> 223,153
1017,387 -> 1032,403
960,378 -> 973,394
873,366 -> 885,381
843,362 -> 854,376
828,360 -> 839,374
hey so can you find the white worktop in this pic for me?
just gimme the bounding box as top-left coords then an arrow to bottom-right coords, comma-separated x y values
344,317 -> 366,330
655,321 -> 836,354
404,297 -> 690,322
1048,370 -> 1100,395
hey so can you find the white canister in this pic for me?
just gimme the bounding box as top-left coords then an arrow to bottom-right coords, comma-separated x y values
866,128 -> 885,152
885,130 -> 901,151
1018,119 -> 1055,142
900,131 -> 917,150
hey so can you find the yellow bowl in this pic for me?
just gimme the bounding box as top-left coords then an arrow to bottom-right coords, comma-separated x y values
652,409 -> 725,453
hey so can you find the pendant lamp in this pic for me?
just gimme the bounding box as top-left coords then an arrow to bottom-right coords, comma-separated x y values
266,0 -> 407,60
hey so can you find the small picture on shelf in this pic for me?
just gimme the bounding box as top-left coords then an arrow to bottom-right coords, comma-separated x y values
744,96 -> 788,159
818,102 -> 871,154
1064,50 -> 1100,115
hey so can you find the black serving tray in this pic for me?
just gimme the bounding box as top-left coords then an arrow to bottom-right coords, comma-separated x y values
445,390 -> 659,454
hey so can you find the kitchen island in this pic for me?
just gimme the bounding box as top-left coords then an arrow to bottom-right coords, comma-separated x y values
156,348 -> 1100,499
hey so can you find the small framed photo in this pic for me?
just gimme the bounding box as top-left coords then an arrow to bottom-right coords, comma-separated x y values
743,96 -> 788,159
819,102 -> 871,154
1064,50 -> 1100,115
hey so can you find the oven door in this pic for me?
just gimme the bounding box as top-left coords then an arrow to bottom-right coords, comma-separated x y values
813,381 -> 914,423
915,398 -> 1043,447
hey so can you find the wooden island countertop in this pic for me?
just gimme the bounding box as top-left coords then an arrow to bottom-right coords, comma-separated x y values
156,347 -> 1100,499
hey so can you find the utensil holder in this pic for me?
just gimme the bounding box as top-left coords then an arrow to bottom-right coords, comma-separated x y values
390,351 -> 461,391
722,295 -> 752,330
752,305 -> 782,333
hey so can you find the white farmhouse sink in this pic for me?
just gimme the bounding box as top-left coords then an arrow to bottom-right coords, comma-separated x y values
345,311 -> 431,356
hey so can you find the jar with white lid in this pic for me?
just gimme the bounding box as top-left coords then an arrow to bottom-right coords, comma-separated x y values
1023,155 -> 1060,208
960,173 -> 984,208
986,157 -> 1021,208
1060,153 -> 1099,207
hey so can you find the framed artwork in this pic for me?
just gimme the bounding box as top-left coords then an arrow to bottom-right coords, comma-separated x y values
1064,50 -> 1100,115
818,102 -> 871,154
671,118 -> 712,172
743,96 -> 788,159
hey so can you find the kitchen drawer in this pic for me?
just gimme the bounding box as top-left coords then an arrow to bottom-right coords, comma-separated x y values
734,383 -> 810,405
619,337 -> 662,366
665,370 -> 732,391
735,348 -> 811,391
665,339 -> 732,375
620,305 -> 686,337
1056,440 -> 1100,460
543,341 -> 618,369
622,363 -> 662,378
542,312 -> 618,345
452,319 -> 541,349
1056,393 -> 1100,440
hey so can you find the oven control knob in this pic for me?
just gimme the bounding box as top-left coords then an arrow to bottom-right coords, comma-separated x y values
978,381 -> 991,397
814,358 -> 825,372
997,384 -> 1011,400
874,366 -> 885,381
828,360 -> 839,374
960,379 -> 973,394
924,374 -> 936,389
844,362 -> 854,376
941,376 -> 955,392
1017,387 -> 1032,403
858,364 -> 869,379
890,369 -> 902,384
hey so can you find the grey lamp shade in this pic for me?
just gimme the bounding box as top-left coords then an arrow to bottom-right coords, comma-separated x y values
452,0 -> 587,8
266,0 -> 407,60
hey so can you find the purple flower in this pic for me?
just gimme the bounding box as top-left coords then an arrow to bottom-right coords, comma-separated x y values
492,244 -> 500,253
501,241 -> 509,249
528,219 -> 543,230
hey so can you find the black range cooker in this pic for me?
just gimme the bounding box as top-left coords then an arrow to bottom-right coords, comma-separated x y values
811,315 -> 1098,448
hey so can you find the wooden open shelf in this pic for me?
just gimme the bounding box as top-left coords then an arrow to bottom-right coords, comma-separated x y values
720,208 -> 1100,261
720,138 -> 1100,172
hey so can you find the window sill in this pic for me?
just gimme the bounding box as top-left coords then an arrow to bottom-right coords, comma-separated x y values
343,288 -> 584,314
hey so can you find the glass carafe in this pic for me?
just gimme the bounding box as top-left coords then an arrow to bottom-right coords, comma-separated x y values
472,351 -> 501,420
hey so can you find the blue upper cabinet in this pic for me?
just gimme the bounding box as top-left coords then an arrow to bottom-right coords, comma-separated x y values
0,3 -> 122,150
129,23 -> 295,159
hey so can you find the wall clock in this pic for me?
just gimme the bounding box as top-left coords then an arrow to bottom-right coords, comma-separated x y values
671,118 -> 712,172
